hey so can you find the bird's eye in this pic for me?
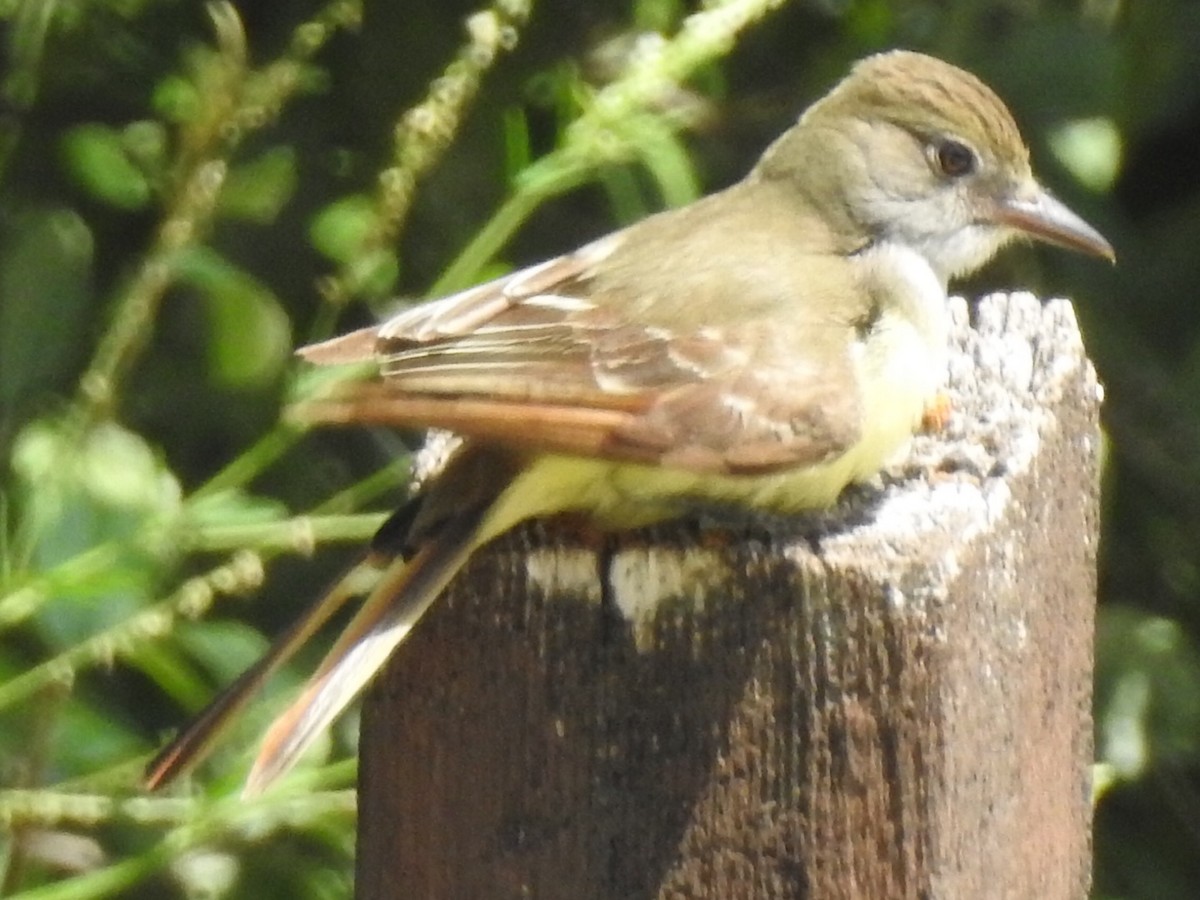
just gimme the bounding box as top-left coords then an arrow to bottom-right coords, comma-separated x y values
932,139 -> 977,178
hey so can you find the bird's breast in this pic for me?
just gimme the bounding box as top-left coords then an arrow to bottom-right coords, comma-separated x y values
844,240 -> 950,480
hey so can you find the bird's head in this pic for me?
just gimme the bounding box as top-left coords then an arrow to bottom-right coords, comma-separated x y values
755,50 -> 1113,281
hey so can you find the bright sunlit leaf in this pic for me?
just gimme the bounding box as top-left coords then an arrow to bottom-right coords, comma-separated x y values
1049,116 -> 1122,193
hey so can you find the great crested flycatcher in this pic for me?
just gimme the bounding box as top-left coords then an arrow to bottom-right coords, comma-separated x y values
146,50 -> 1113,794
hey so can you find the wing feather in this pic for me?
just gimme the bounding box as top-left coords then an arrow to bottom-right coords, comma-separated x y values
296,222 -> 865,475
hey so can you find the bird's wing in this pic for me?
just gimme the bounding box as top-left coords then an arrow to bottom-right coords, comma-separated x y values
298,235 -> 864,475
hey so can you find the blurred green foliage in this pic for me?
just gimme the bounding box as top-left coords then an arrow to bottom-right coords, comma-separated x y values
0,0 -> 1196,896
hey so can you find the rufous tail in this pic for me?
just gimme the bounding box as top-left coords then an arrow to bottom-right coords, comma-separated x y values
241,505 -> 484,796
144,556 -> 379,790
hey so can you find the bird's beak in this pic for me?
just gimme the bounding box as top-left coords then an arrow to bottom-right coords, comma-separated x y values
992,185 -> 1115,262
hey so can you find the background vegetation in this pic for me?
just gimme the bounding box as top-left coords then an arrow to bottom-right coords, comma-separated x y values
0,0 -> 1194,896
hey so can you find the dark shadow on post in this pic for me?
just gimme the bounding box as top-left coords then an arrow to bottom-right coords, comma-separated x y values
355,293 -> 1099,900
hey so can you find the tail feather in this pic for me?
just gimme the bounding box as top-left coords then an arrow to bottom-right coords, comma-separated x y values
144,557 -> 380,790
242,507 -> 484,796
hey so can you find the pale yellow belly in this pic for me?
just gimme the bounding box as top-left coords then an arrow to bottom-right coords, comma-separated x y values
477,381 -> 927,543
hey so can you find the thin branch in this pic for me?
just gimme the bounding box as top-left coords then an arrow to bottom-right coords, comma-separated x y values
312,0 -> 536,327
435,0 -> 786,293
73,0 -> 363,424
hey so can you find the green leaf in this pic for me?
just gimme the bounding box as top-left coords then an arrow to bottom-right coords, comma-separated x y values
344,246 -> 399,299
175,618 -> 271,686
120,119 -> 169,178
9,417 -> 183,642
60,123 -> 153,210
152,73 -> 204,123
308,193 -> 379,263
175,247 -> 293,389
1096,605 -> 1200,778
1049,116 -> 1123,193
219,146 -> 299,224
0,207 -> 94,411
12,419 -> 183,564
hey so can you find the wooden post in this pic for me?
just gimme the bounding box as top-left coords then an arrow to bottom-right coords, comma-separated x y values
355,293 -> 1099,899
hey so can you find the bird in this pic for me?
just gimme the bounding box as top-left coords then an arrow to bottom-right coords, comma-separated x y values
145,49 -> 1114,794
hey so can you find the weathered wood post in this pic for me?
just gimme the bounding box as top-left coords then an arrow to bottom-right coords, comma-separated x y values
355,293 -> 1099,899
